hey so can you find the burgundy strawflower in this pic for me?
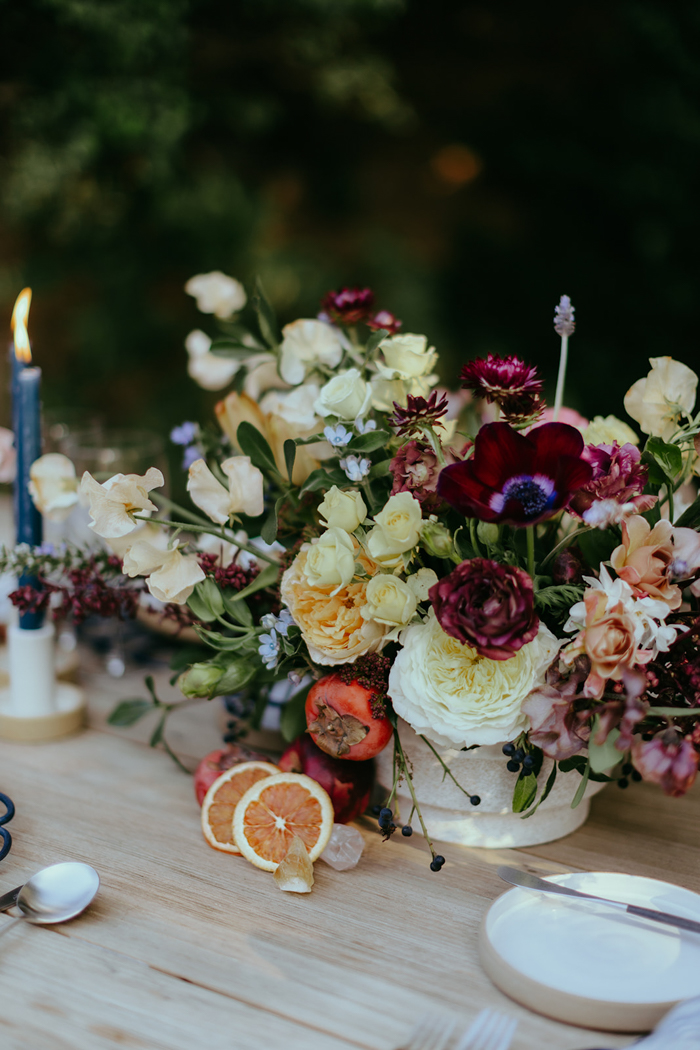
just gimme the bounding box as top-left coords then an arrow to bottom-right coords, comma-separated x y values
390,390 -> 449,436
460,354 -> 543,420
437,421 -> 593,527
367,310 -> 402,334
632,728 -> 699,797
522,656 -> 591,759
569,442 -> 656,518
429,558 -> 539,661
321,287 -> 374,325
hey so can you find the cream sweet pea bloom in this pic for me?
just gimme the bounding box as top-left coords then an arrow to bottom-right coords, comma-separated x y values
187,456 -> 264,524
279,319 -> 344,385
0,427 -> 16,483
80,468 -> 164,539
389,612 -> 560,747
185,272 -> 247,319
317,486 -> 367,533
123,535 -> 205,604
29,453 -> 79,523
314,369 -> 372,421
362,574 -> 417,627
406,567 -> 438,601
302,528 -> 356,592
624,357 -> 698,440
367,492 -> 423,566
185,330 -> 240,391
376,333 -> 438,381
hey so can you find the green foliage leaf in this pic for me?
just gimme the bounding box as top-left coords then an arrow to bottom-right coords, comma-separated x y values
576,527 -> 619,568
368,458 -> 392,479
558,753 -> 612,782
261,495 -> 285,545
236,420 -> 279,476
150,712 -> 167,748
347,429 -> 392,453
644,436 -> 683,481
300,467 -> 348,495
570,759 -> 590,809
512,771 -> 538,813
588,720 -> 622,774
674,496 -> 700,529
280,684 -> 311,742
521,763 -> 557,819
365,328 -> 389,356
534,583 -> 584,614
234,562 -> 279,601
195,626 -> 247,651
209,340 -> 253,358
107,698 -> 153,726
200,576 -> 224,616
222,593 -> 253,626
284,438 -> 296,483
252,276 -> 279,348
187,588 -> 218,623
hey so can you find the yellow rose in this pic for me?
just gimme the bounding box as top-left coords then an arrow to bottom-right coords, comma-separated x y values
302,528 -> 356,592
388,612 -> 560,747
624,357 -> 698,440
582,415 -> 639,447
367,492 -> 423,566
318,486 -> 367,533
280,548 -> 388,665
362,574 -> 417,627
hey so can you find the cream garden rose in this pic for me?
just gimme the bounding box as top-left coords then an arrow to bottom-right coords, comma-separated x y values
279,319 -> 344,385
29,453 -> 79,523
388,611 -> 560,747
362,574 -> 417,627
624,357 -> 698,440
317,486 -> 367,533
367,492 -> 423,566
302,528 -> 355,592
376,332 -> 437,380
582,414 -> 639,447
314,368 -> 372,421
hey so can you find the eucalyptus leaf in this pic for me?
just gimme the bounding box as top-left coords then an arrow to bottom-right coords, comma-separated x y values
236,421 -> 279,475
521,763 -> 557,820
588,720 -> 622,774
284,438 -> 296,483
570,759 -> 590,809
107,698 -> 153,726
252,276 -> 279,348
512,772 -> 538,813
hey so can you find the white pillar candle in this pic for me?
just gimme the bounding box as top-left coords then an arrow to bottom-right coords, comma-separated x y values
8,622 -> 56,717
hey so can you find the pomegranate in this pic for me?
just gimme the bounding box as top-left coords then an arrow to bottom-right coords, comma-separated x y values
193,744 -> 271,805
279,735 -> 373,824
305,672 -> 393,761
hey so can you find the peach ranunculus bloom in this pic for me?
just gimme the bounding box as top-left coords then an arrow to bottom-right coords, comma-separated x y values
215,389 -> 330,486
579,590 -> 640,700
609,515 -> 700,609
280,546 -> 388,665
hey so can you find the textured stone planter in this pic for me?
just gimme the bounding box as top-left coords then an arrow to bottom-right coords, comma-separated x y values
376,719 -> 606,849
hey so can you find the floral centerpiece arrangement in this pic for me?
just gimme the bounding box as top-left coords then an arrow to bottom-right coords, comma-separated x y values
6,273 -> 700,878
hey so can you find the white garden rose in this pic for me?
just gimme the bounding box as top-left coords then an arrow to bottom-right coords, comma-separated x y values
185,272 -> 247,319
314,368 -> 372,421
302,527 -> 355,592
279,319 -> 344,385
362,574 -> 417,627
367,492 -> 423,566
376,333 -> 437,380
624,357 -> 698,440
389,613 -> 560,747
317,486 -> 367,533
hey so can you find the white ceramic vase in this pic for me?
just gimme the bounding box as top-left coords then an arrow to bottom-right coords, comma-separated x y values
375,718 -> 606,849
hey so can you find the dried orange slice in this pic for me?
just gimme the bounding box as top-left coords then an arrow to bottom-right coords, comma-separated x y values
201,761 -> 279,853
232,772 -> 334,871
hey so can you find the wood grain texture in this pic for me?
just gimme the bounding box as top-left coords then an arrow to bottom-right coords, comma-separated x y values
0,659 -> 697,1049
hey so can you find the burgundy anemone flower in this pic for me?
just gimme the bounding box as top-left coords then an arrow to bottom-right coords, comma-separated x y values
321,287 -> 374,325
367,309 -> 402,334
460,354 -> 543,419
429,557 -> 539,660
437,421 -> 593,526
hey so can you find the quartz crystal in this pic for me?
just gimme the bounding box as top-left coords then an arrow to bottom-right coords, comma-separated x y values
320,824 -> 365,871
273,835 -> 314,893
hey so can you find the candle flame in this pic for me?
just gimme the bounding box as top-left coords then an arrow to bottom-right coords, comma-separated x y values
11,288 -> 32,363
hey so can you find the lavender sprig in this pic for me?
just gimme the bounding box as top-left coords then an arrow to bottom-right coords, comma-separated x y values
553,294 -> 575,421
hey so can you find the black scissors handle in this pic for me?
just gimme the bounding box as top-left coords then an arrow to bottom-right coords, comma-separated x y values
0,793 -> 14,863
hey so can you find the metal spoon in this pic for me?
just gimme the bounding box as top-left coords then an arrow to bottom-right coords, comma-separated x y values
0,862 -> 99,940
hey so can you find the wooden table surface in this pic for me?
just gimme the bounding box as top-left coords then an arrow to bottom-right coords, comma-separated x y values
0,658 -> 698,1050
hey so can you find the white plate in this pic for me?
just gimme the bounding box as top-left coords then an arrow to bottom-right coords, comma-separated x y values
479,871 -> 700,1032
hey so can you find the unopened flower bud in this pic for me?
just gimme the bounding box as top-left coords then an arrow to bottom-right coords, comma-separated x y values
179,663 -> 223,699
477,521 -> 499,545
420,520 -> 454,559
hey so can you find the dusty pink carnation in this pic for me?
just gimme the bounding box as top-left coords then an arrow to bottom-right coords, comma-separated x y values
390,440 -> 441,506
632,729 -> 699,797
429,557 -> 539,661
523,656 -> 591,760
569,442 -> 655,518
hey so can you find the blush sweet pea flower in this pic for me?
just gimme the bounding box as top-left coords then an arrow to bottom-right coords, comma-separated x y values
624,356 -> 698,440
279,319 -> 344,385
29,453 -> 79,523
80,467 -> 164,539
187,457 -> 264,523
124,538 -> 205,605
185,330 -> 240,391
185,272 -> 247,319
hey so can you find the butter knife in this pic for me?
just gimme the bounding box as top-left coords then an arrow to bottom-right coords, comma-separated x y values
497,866 -> 700,936
0,884 -> 22,912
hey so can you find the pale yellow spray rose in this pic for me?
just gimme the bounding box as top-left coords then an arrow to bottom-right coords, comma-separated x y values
185,272 -> 246,319
375,333 -> 437,380
302,528 -> 356,592
80,467 -> 164,539
624,357 -> 698,440
317,486 -> 367,533
367,492 -> 423,566
279,319 -> 344,385
314,369 -> 372,421
29,453 -> 78,523
187,456 -> 264,524
582,415 -> 639,447
362,574 -> 417,627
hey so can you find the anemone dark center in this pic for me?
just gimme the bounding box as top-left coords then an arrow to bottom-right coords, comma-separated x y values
502,477 -> 550,517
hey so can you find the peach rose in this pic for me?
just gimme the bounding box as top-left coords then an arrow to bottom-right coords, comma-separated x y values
581,591 -> 638,699
280,547 -> 388,665
610,515 -> 680,608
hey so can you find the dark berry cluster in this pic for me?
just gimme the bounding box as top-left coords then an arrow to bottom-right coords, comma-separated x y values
502,742 -> 534,774
198,553 -> 260,592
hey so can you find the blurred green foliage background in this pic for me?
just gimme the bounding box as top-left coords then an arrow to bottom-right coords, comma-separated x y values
1,0 -> 699,454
